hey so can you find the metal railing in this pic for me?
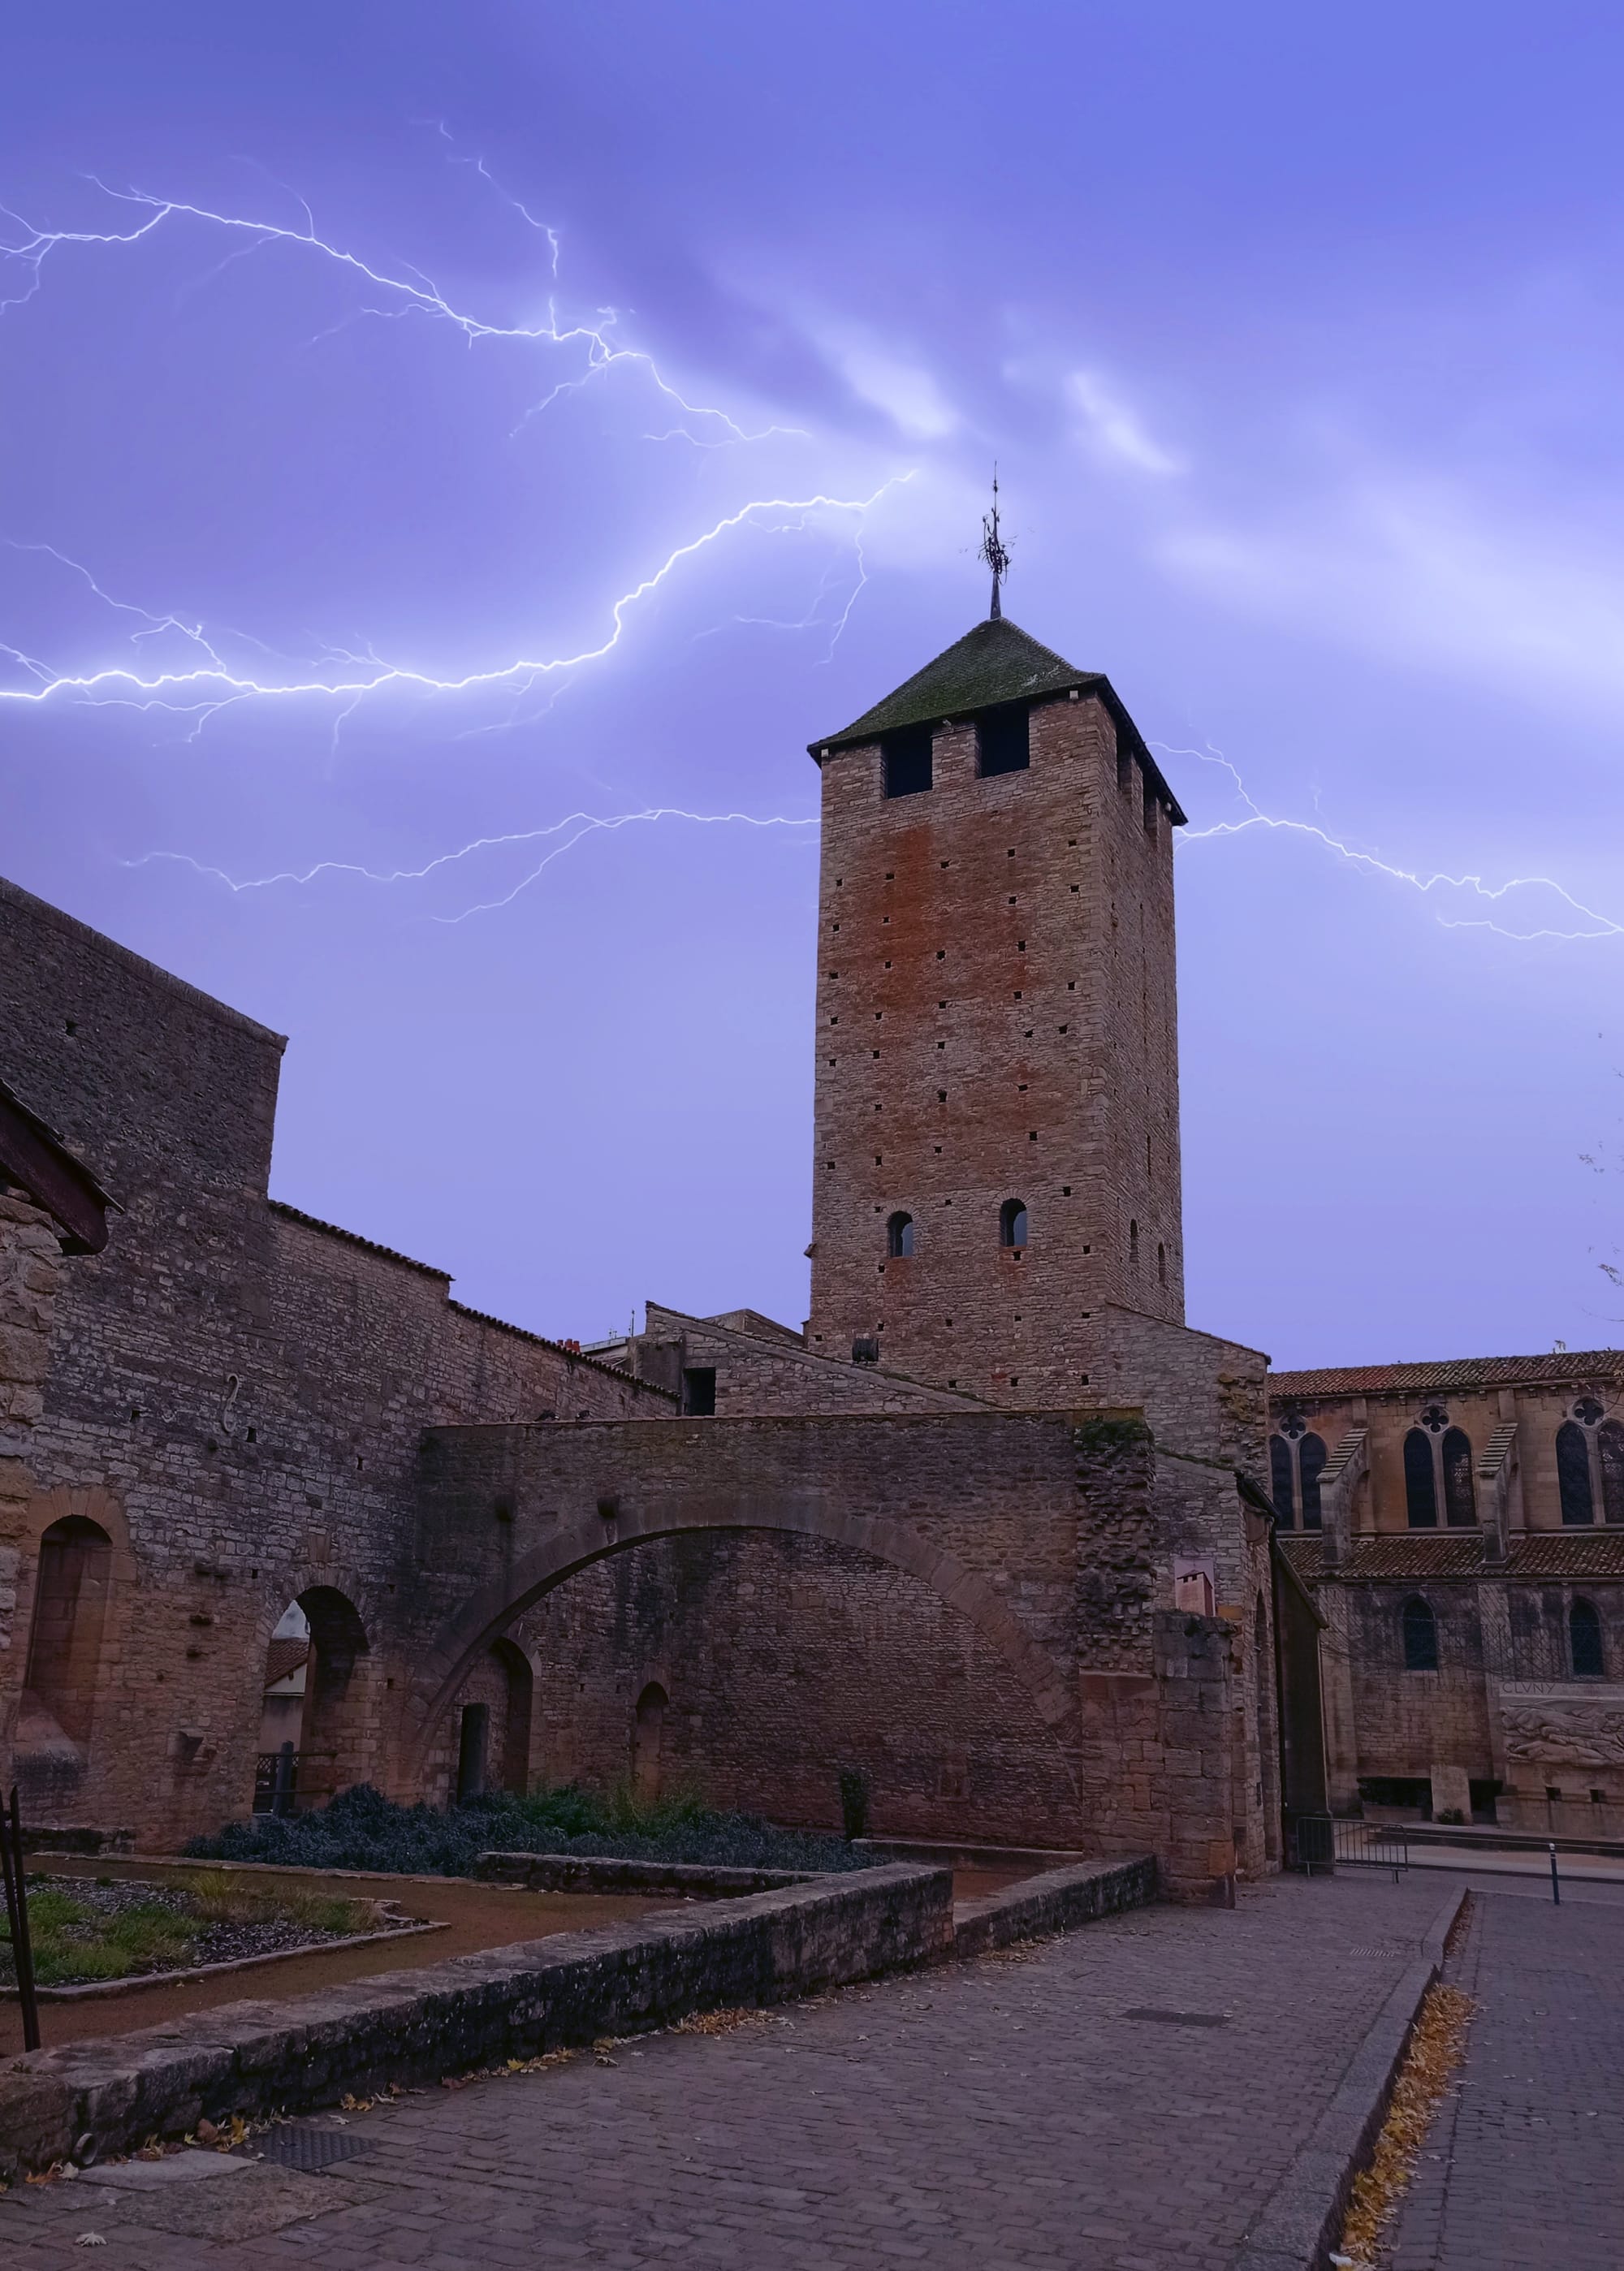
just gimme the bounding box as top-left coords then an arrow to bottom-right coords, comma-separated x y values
1290,1814 -> 1409,1880
253,1744 -> 300,1816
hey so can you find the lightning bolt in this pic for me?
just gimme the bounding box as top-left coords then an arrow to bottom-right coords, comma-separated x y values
1160,739 -> 1623,943
136,809 -> 819,924
0,174 -> 801,449
0,482 -> 907,721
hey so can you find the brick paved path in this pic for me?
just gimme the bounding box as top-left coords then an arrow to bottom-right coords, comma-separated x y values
0,1872 -> 1452,2271
1389,1886 -> 1624,2271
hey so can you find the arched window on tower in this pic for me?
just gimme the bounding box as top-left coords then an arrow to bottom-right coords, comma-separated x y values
1441,1428 -> 1477,1528
1298,1434 -> 1327,1531
999,1199 -> 1027,1249
1157,1241 -> 1167,1287
1557,1420 -> 1595,1526
1402,1595 -> 1439,1672
886,1211 -> 914,1259
1599,1419 -> 1624,1526
1570,1596 -> 1605,1679
1129,1218 -> 1139,1269
1403,1431 -> 1438,1528
1269,1435 -> 1296,1529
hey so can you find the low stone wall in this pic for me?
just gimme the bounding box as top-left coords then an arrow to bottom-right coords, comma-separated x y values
19,1827 -> 134,1857
0,1862 -> 950,2178
952,1855 -> 1156,1960
474,1850 -> 821,1895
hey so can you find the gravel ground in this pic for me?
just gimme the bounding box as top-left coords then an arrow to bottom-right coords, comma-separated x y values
1,1875 -> 414,1984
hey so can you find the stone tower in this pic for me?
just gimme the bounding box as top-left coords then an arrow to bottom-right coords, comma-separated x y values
805,614 -> 1186,1405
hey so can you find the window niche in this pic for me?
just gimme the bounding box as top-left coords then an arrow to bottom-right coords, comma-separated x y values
999,1199 -> 1028,1250
23,1515 -> 113,1746
886,1211 -> 915,1259
976,704 -> 1030,778
1402,1595 -> 1439,1673
881,726 -> 933,799
680,1367 -> 717,1417
1570,1595 -> 1605,1679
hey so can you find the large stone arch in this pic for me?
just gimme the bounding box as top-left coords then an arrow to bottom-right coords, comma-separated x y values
403,1497 -> 1079,1782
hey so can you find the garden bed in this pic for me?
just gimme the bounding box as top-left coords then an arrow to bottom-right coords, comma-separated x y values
185,1782 -> 877,1880
0,1870 -> 430,1996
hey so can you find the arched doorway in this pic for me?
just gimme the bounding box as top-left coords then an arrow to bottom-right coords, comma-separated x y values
430,1638 -> 536,1807
632,1681 -> 668,1800
253,1601 -> 310,1814
253,1587 -> 370,1813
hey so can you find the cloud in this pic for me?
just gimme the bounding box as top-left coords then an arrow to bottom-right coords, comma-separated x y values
1158,477 -> 1624,714
1066,369 -> 1183,475
823,333 -> 960,440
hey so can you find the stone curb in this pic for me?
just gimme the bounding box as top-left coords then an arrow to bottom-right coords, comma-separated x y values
952,1855 -> 1156,1958
1230,1882 -> 1466,2271
0,1863 -> 952,2179
473,1852 -> 821,1895
5,1917 -> 447,2003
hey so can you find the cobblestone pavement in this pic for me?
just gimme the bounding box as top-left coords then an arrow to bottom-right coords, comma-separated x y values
1388,1886 -> 1624,2271
0,1872 -> 1453,2271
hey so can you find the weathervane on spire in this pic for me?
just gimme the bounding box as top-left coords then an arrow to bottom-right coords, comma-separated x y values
979,466 -> 1012,620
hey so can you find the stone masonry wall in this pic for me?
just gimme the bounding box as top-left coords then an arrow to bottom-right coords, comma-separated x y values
0,874 -> 672,1844
519,1528 -> 1086,1845
807,689 -> 1182,1404
0,1193 -> 67,1734
412,1407 -> 1253,1896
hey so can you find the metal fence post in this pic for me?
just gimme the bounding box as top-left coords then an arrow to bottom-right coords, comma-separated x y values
0,1787 -> 41,2051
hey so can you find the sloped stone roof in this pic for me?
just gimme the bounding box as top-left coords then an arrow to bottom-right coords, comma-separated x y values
808,615 -> 1185,822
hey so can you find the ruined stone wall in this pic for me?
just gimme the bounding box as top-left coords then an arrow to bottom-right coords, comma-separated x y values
414,1407 -> 1254,1897
519,1530 -> 1084,1846
807,690 -> 1182,1404
0,1193 -> 67,1725
0,874 -> 671,1842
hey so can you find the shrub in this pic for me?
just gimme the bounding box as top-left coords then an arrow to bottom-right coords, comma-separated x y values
184,1781 -> 875,1878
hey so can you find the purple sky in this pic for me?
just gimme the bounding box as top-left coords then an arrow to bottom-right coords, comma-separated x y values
5,2 -> 1622,1369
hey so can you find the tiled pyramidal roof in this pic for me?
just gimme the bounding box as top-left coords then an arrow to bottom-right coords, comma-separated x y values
809,615 -> 1186,822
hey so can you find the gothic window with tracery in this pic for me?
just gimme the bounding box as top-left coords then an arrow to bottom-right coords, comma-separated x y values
1270,1424 -> 1325,1531
1441,1428 -> 1477,1528
1404,1429 -> 1438,1528
1601,1419 -> 1624,1526
1269,1435 -> 1296,1528
1557,1418 -> 1596,1525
